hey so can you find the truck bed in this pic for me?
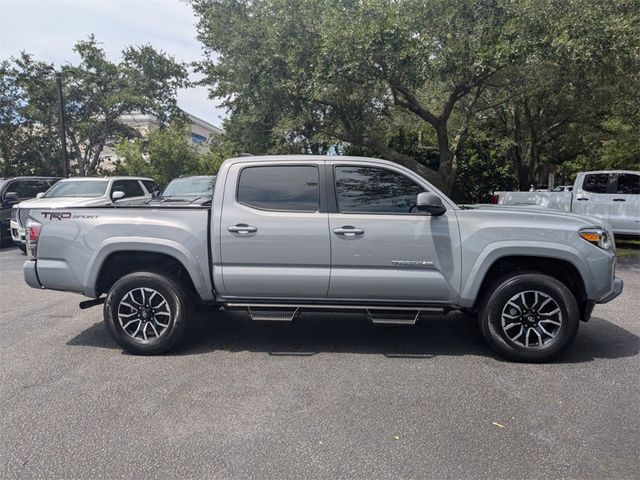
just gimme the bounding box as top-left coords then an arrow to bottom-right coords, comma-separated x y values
495,191 -> 572,211
27,205 -> 213,300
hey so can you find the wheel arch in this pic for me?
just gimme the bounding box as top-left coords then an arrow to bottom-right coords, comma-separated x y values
84,239 -> 214,301
461,243 -> 591,318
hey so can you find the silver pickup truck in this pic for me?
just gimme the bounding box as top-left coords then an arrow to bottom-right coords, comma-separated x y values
23,156 -> 623,362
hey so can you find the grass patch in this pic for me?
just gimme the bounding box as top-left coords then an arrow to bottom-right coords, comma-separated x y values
616,237 -> 640,260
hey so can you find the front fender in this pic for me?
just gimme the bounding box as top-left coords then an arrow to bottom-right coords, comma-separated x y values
459,241 -> 594,308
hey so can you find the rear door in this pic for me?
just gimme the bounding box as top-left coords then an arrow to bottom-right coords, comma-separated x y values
219,161 -> 330,299
572,173 -> 613,221
326,162 -> 460,303
609,172 -> 640,234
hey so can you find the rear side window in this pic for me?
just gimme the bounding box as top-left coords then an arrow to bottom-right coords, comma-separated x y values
142,180 -> 159,195
335,166 -> 426,214
615,173 -> 640,195
237,165 -> 319,212
582,174 -> 610,194
112,180 -> 145,199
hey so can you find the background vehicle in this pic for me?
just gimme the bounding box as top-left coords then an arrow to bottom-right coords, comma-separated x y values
0,176 -> 61,248
494,170 -> 640,236
552,185 -> 574,192
11,176 -> 158,250
23,156 -> 622,362
147,175 -> 216,206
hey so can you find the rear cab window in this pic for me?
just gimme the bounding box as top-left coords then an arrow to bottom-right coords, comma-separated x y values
615,173 -> 640,195
112,180 -> 145,199
237,165 -> 319,212
142,180 -> 159,195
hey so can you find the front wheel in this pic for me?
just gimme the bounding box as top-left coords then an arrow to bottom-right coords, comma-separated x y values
104,271 -> 191,355
479,272 -> 579,362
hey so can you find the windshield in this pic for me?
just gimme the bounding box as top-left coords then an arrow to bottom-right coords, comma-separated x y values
161,177 -> 216,198
43,180 -> 108,198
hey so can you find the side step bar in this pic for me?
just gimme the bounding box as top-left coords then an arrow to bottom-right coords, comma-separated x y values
226,303 -> 447,325
247,307 -> 299,322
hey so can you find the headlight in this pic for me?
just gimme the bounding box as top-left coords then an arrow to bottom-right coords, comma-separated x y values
580,228 -> 614,250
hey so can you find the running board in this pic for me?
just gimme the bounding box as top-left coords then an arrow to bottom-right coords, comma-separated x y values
247,307 -> 299,322
225,303 -> 447,324
367,309 -> 420,325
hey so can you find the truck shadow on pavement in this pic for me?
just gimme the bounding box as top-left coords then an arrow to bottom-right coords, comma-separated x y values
67,309 -> 639,363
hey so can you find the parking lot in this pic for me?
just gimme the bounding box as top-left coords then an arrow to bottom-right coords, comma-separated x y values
1,247 -> 638,479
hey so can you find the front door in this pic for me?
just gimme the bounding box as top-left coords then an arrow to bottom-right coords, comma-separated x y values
219,161 -> 330,299
609,172 -> 640,234
327,163 -> 460,303
572,173 -> 613,221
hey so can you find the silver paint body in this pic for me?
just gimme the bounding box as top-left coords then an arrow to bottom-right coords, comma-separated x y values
24,156 -> 621,307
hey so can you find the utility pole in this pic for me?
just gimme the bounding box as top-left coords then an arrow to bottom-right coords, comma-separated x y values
45,66 -> 69,177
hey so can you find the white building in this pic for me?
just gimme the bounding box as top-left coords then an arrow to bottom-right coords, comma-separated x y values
99,110 -> 223,168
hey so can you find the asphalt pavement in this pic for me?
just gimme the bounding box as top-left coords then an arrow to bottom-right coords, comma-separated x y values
1,247 -> 638,479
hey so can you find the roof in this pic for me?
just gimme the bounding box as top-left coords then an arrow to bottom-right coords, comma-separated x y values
0,176 -> 62,181
58,176 -> 153,182
225,154 -> 384,165
580,170 -> 640,175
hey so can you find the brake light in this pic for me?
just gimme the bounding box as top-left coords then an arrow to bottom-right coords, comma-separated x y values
26,220 -> 41,260
491,194 -> 499,204
28,222 -> 41,242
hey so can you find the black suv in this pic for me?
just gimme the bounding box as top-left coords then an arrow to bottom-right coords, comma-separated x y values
0,176 -> 61,248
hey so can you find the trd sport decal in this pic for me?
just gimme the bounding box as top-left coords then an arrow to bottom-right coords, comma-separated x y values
41,212 -> 100,220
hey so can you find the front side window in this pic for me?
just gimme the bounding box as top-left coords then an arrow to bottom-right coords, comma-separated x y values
6,181 -> 30,199
43,180 -> 108,198
335,166 -> 426,214
582,174 -> 610,194
112,180 -> 144,199
615,173 -> 640,195
237,165 -> 319,212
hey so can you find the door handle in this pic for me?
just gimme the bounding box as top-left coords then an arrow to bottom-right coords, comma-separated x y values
612,198 -> 626,202
333,226 -> 364,236
576,198 -> 589,201
228,224 -> 257,234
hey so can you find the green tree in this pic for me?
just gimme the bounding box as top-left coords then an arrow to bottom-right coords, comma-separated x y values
191,0 -> 532,192
0,59 -> 62,176
475,0 -> 640,189
114,123 -> 224,186
1,36 -> 189,177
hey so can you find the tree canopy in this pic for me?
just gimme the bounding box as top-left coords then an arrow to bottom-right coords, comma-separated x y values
192,0 -> 640,193
0,36 -> 189,177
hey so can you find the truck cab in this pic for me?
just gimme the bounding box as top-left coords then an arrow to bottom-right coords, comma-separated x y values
573,171 -> 640,236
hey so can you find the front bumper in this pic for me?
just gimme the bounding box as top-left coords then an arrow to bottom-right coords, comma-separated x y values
597,277 -> 623,304
23,260 -> 42,289
10,220 -> 25,245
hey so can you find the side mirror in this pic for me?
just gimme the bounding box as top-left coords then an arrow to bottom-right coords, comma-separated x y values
3,192 -> 19,206
36,192 -> 45,199
416,192 -> 446,216
111,190 -> 126,201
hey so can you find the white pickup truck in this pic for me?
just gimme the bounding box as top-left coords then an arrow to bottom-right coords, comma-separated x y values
494,170 -> 640,236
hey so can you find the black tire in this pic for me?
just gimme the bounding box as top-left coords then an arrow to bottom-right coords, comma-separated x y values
104,271 -> 191,355
479,272 -> 579,362
18,244 -> 26,253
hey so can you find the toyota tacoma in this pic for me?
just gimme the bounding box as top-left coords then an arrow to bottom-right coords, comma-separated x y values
22,156 -> 623,362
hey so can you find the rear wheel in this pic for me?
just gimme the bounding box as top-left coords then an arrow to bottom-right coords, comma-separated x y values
18,244 -> 26,253
479,272 -> 579,362
104,271 -> 190,355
